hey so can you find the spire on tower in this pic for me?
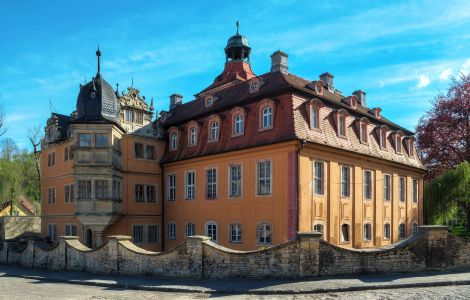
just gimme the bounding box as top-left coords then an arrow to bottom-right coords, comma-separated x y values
96,45 -> 101,74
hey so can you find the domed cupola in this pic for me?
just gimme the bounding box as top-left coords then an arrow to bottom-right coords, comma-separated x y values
76,48 -> 120,123
225,21 -> 251,63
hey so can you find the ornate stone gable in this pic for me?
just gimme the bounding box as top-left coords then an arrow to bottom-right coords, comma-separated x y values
119,87 -> 149,111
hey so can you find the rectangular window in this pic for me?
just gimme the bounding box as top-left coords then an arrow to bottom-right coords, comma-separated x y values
230,224 -> 242,243
364,170 -> 372,200
134,143 -> 144,158
64,184 -> 74,203
396,136 -> 402,153
314,161 -> 324,195
338,116 -> 346,137
65,224 -> 77,236
399,177 -> 406,202
341,166 -> 351,197
167,174 -> 176,201
361,123 -> 368,143
78,133 -> 91,147
64,147 -> 69,161
78,180 -> 91,199
136,112 -> 143,124
95,180 -> 108,199
206,168 -> 217,199
257,160 -> 272,196
48,224 -> 57,241
145,145 -> 155,160
132,225 -> 144,244
69,146 -> 74,159
384,223 -> 391,240
311,108 -> 319,129
380,130 -> 387,149
48,188 -> 56,204
185,171 -> 196,200
383,174 -> 391,201
148,224 -> 159,244
146,185 -> 156,203
124,109 -> 130,123
412,179 -> 418,203
167,223 -> 176,240
95,133 -> 108,148
229,164 -> 242,197
48,152 -> 56,167
135,184 -> 144,202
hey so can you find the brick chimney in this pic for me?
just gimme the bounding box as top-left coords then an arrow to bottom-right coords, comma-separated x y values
319,72 -> 334,92
353,90 -> 366,106
169,93 -> 183,110
270,50 -> 288,74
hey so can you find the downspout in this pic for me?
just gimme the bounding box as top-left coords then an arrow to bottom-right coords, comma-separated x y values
296,139 -> 306,235
161,162 -> 165,252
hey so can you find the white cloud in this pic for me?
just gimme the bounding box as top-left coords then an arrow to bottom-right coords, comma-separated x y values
460,59 -> 470,75
416,74 -> 431,88
439,68 -> 452,81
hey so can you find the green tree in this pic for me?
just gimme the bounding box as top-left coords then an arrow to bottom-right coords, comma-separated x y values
424,161 -> 470,231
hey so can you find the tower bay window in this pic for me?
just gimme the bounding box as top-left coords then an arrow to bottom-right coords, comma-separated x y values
78,180 -> 91,199
95,133 -> 108,148
78,133 -> 91,147
95,180 -> 108,199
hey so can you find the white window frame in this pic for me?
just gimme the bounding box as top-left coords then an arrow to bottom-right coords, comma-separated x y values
167,222 -> 176,240
167,174 -> 176,201
170,132 -> 178,150
313,161 -> 324,195
189,127 -> 197,146
229,223 -> 242,243
206,168 -> 217,199
229,164 -> 242,198
209,121 -> 219,141
185,223 -> 195,237
257,160 -> 272,196
313,223 -> 323,236
257,223 -> 272,245
234,114 -> 243,135
185,171 -> 196,200
262,107 -> 272,129
205,222 -> 218,242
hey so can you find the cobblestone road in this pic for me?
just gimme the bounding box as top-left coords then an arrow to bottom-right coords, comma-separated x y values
0,275 -> 469,300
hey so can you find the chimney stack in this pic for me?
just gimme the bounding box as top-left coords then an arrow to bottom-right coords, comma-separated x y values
319,72 -> 334,92
353,90 -> 366,106
169,93 -> 183,110
270,50 -> 288,74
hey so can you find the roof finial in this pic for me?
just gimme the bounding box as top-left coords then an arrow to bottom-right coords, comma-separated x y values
236,20 -> 240,34
96,45 -> 101,74
131,76 -> 134,87
115,83 -> 119,97
150,97 -> 154,111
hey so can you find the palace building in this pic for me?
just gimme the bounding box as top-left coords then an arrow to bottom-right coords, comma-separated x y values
40,25 -> 425,251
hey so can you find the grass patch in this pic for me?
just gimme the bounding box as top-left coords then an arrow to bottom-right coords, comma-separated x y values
450,227 -> 470,238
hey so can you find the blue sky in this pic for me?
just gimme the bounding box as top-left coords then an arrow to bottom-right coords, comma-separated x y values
1,0 -> 469,149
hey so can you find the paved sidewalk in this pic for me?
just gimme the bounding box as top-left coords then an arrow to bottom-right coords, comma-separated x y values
0,264 -> 469,295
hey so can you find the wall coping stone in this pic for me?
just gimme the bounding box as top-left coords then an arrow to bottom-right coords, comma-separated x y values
107,235 -> 132,241
59,236 -> 80,240
418,225 -> 449,231
297,231 -> 322,238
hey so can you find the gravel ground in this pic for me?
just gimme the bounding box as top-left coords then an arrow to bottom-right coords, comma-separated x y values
0,275 -> 469,300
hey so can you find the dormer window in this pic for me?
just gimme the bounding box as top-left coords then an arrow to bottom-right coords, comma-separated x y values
338,115 -> 346,137
378,126 -> 389,149
234,114 -> 243,135
250,83 -> 258,92
311,107 -> 319,129
249,78 -> 265,94
170,132 -> 178,150
209,121 -> 219,142
262,107 -> 272,129
189,127 -> 197,146
204,95 -> 218,108
408,139 -> 415,157
91,92 -> 96,98
395,133 -> 403,154
360,123 -> 368,144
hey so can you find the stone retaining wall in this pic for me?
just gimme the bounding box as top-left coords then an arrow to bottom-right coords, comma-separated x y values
0,226 -> 468,278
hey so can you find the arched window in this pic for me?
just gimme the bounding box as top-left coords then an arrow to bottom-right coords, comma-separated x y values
363,224 -> 372,241
185,223 -> 195,237
234,114 -> 243,135
170,132 -> 178,150
384,223 -> 391,240
258,223 -> 272,245
399,223 -> 406,238
209,122 -> 219,141
188,127 -> 197,146
412,222 -> 418,234
313,223 -> 323,236
206,222 -> 217,241
229,223 -> 242,243
262,107 -> 272,129
341,224 -> 350,242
